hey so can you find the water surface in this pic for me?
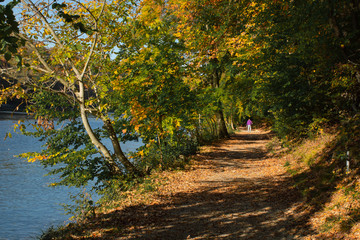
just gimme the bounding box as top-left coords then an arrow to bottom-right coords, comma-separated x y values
0,116 -> 142,240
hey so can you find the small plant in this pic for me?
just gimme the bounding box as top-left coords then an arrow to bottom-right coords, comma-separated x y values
37,226 -> 58,240
131,134 -> 197,173
61,189 -> 96,222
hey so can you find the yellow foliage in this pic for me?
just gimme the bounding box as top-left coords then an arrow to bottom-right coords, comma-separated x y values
134,125 -> 140,132
27,155 -> 47,163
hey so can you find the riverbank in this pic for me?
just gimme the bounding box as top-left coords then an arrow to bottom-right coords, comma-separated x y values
40,128 -> 360,239
40,129 -> 306,239
0,111 -> 30,120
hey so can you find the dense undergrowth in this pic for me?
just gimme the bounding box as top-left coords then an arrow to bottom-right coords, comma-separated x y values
279,127 -> 360,239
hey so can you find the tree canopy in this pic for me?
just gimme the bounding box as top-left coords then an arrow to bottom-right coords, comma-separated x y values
1,0 -> 359,197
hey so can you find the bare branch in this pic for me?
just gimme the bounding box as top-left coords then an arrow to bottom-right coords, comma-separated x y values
21,0 -> 82,79
18,0 -> 56,25
23,38 -> 53,72
29,65 -> 52,74
78,1 -> 106,81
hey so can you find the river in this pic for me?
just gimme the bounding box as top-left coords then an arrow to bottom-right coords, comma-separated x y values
0,115 -> 142,240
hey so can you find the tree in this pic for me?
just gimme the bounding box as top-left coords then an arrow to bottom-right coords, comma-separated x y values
1,0 -> 143,188
111,0 -> 198,170
226,0 -> 342,138
0,0 -> 25,64
168,0 -> 246,139
227,0 -> 360,138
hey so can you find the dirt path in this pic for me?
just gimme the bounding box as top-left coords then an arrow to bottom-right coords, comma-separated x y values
86,129 -> 313,239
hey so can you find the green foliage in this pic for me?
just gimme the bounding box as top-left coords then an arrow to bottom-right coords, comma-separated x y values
37,225 -> 61,240
4,1 -> 360,231
28,90 -> 79,121
61,189 -> 96,222
244,1 -> 334,138
19,118 -> 108,187
97,173 -> 164,210
0,0 -> 25,65
16,90 -> 140,189
132,130 -> 197,173
52,2 -> 93,35
97,175 -> 139,208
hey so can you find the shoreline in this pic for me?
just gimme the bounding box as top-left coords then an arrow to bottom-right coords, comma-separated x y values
0,111 -> 31,120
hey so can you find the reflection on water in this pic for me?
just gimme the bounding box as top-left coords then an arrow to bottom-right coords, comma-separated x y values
0,115 -> 142,240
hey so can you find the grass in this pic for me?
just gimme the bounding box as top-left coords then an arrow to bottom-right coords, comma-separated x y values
281,130 -> 360,239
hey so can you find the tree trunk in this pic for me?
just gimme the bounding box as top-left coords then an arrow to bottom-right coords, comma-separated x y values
20,0 -> 131,177
216,102 -> 230,139
211,58 -> 230,139
103,119 -> 143,176
78,80 -> 123,176
230,115 -> 235,130
79,103 -> 122,175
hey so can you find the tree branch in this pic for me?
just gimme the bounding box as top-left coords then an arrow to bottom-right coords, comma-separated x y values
21,0 -> 82,79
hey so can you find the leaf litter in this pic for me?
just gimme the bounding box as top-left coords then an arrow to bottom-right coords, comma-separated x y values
61,128 -> 317,239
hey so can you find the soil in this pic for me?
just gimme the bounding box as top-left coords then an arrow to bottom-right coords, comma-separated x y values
78,129 -> 316,239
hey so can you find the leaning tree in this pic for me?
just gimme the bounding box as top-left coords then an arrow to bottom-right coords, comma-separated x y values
1,0 -> 142,188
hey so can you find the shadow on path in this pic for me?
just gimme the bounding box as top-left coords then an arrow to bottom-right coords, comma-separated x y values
84,131 -> 314,239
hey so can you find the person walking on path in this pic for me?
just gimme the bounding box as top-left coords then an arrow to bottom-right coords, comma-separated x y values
246,118 -> 253,132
